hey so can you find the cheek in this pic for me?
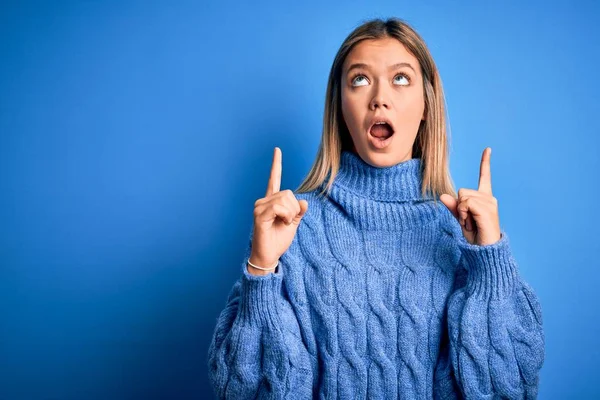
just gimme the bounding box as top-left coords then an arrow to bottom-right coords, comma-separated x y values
341,92 -> 360,127
341,92 -> 349,119
398,91 -> 425,118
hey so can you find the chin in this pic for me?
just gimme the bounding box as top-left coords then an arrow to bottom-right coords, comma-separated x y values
359,150 -> 394,167
359,148 -> 411,168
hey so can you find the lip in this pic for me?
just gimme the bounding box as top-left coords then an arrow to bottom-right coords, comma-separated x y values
366,115 -> 395,149
368,129 -> 394,149
367,115 -> 395,135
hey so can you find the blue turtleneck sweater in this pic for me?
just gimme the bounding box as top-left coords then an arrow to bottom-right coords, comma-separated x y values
207,151 -> 545,399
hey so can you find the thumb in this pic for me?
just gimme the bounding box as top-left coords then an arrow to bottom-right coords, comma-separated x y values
293,200 -> 308,224
439,194 -> 459,219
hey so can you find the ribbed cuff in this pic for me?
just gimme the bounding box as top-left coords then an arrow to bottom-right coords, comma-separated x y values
237,261 -> 284,327
457,231 -> 519,300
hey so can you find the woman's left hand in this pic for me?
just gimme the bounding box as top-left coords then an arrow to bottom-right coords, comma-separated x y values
440,147 -> 502,246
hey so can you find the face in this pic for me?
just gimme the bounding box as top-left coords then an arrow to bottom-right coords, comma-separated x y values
341,37 -> 426,167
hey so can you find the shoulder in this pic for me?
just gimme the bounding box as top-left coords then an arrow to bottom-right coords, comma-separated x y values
429,199 -> 462,238
294,188 -> 328,226
279,188 -> 330,263
426,199 -> 464,270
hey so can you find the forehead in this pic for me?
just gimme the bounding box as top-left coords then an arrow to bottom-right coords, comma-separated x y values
343,37 -> 420,72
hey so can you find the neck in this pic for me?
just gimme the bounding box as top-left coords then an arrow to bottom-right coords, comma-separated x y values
333,150 -> 433,202
322,150 -> 439,231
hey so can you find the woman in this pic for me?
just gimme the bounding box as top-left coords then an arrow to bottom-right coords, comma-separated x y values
208,17 -> 545,399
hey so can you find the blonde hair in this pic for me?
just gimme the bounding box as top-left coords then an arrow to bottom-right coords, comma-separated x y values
296,17 -> 456,201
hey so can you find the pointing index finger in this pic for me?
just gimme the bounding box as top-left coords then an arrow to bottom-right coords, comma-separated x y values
478,147 -> 493,194
266,147 -> 282,197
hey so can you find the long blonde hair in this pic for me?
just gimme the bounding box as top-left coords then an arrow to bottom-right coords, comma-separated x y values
296,17 -> 456,201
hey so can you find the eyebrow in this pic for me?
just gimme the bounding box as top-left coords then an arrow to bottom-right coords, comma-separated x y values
345,62 -> 416,75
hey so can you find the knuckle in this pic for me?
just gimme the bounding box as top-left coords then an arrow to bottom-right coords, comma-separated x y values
275,197 -> 286,208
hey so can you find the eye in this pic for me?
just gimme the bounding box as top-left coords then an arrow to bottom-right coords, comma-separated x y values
351,74 -> 368,87
394,73 -> 410,86
350,72 -> 411,87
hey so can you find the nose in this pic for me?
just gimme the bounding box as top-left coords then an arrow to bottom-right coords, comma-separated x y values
369,85 -> 390,110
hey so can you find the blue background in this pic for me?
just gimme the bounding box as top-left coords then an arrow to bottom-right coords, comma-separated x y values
1,1 -> 598,398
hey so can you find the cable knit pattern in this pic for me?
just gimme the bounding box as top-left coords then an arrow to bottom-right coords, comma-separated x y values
207,151 -> 545,399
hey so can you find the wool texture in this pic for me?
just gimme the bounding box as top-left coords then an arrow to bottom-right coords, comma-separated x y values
208,150 -> 545,399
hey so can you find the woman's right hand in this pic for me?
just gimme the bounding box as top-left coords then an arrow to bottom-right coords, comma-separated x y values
248,147 -> 309,276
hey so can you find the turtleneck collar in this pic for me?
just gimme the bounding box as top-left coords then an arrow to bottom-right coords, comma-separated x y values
331,150 -> 435,202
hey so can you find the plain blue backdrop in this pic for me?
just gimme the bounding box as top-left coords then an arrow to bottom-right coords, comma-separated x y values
1,0 -> 598,398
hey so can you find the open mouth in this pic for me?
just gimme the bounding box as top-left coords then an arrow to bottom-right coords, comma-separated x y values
368,122 -> 395,149
369,122 -> 394,140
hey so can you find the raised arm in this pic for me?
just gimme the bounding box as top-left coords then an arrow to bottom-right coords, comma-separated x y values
444,232 -> 545,399
207,147 -> 314,399
438,148 -> 545,398
207,244 -> 314,399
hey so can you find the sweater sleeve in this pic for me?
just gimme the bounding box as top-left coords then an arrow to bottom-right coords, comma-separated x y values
207,235 -> 314,399
445,230 -> 545,399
